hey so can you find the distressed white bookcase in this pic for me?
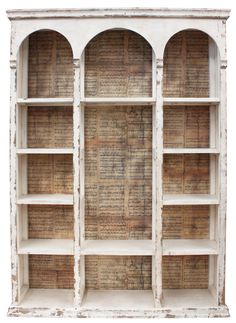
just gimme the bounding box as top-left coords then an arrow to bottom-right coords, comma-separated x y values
7,8 -> 230,318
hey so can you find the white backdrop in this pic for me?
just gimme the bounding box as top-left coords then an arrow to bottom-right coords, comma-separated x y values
0,0 -> 235,322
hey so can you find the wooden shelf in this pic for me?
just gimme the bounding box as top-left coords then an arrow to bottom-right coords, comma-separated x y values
18,239 -> 74,255
81,240 -> 154,255
82,290 -> 154,309
162,289 -> 217,308
17,148 -> 73,154
163,148 -> 219,154
162,239 -> 218,256
19,288 -> 73,308
163,97 -> 220,106
163,194 -> 219,205
17,194 -> 73,205
82,97 -> 156,105
17,98 -> 73,106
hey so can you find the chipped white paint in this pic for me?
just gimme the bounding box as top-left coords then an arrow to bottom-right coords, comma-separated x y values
73,58 -> 81,308
7,7 -> 230,318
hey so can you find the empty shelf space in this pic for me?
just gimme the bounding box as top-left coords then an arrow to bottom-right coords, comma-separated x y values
163,148 -> 219,154
17,148 -> 73,154
163,194 -> 219,205
82,290 -> 154,309
81,240 -> 154,255
19,288 -> 73,308
163,97 -> 220,106
17,98 -> 73,106
162,289 -> 217,308
162,239 -> 218,256
17,194 -> 73,205
18,239 -> 74,255
82,97 -> 156,105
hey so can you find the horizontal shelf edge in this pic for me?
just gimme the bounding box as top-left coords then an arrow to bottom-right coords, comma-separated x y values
81,240 -> 154,255
163,148 -> 220,154
162,239 -> 218,255
18,239 -> 74,255
17,194 -> 74,205
17,98 -> 74,106
163,97 -> 220,105
17,148 -> 74,154
82,97 -> 156,105
163,194 -> 219,205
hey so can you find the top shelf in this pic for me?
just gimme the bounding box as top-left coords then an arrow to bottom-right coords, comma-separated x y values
17,98 -> 73,106
163,97 -> 220,106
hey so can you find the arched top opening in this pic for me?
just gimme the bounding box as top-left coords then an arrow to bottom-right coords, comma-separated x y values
163,29 -> 220,98
84,29 -> 153,97
17,29 -> 73,98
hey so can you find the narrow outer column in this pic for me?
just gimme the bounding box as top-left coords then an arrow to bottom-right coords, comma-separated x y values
218,58 -> 227,305
73,58 -> 81,307
9,58 -> 18,305
154,58 -> 164,306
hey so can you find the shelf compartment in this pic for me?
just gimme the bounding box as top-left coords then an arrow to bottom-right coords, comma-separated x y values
163,105 -> 218,150
85,105 -> 152,240
19,288 -> 74,308
81,240 -> 154,255
163,30 -> 210,98
163,194 -> 219,205
163,154 -> 211,195
17,194 -> 73,205
162,205 -> 211,239
85,30 -> 152,98
82,290 -> 154,309
85,256 -> 152,290
18,239 -> 74,255
163,98 -> 219,106
162,255 -> 209,289
162,289 -> 217,308
163,148 -> 219,154
27,30 -> 73,98
17,98 -> 73,106
25,154 -> 73,195
17,148 -> 73,154
162,239 -> 218,256
83,97 -> 155,105
28,205 -> 74,239
26,106 -> 73,149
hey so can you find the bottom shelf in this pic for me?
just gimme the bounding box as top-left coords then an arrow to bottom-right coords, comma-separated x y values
82,290 -> 154,309
162,289 -> 217,308
19,288 -> 73,308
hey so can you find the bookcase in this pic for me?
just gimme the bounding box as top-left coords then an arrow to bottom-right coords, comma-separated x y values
7,8 -> 230,318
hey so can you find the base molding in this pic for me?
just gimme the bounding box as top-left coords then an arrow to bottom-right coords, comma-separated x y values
8,305 -> 230,318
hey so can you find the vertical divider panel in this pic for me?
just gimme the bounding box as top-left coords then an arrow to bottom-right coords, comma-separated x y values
153,58 -> 163,306
73,58 -> 81,307
217,57 -> 227,305
208,37 -> 220,300
10,58 -> 19,305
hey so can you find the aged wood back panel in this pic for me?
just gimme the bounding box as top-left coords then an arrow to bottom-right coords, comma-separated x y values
27,106 -> 73,148
85,256 -> 152,290
164,106 -> 210,148
163,206 -> 209,239
29,255 -> 74,289
28,206 -> 74,239
163,154 -> 210,194
85,105 -> 152,240
163,30 -> 209,97
28,154 -> 73,194
163,256 -> 209,289
85,30 -> 152,97
28,31 -> 73,98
